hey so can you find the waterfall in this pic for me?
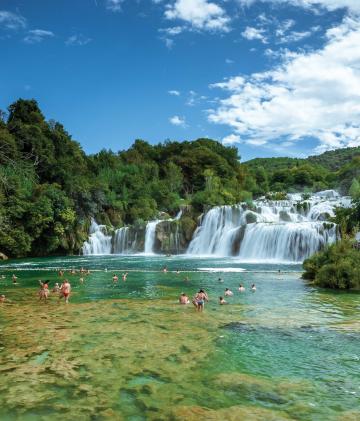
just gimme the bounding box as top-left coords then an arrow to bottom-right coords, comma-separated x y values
187,191 -> 349,262
82,219 -> 112,255
113,227 -> 130,254
144,220 -> 159,254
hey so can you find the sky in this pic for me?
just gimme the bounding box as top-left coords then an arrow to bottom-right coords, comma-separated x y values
0,0 -> 359,161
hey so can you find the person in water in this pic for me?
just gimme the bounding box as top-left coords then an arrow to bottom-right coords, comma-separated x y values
53,282 -> 60,293
39,280 -> 50,301
0,294 -> 6,303
163,266 -> 168,273
193,289 -> 208,312
219,296 -> 227,305
60,279 -> 71,303
122,272 -> 128,282
224,288 -> 233,296
179,293 -> 190,304
218,277 -> 224,283
251,284 -> 256,291
238,284 -> 245,292
113,274 -> 119,282
12,274 -> 18,284
79,277 -> 84,284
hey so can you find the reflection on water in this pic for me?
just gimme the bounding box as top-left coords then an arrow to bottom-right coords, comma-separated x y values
0,256 -> 359,420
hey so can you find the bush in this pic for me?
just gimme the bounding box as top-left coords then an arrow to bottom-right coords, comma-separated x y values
303,238 -> 360,290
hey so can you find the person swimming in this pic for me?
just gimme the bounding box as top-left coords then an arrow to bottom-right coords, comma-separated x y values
179,293 -> 190,304
238,284 -> 245,292
0,294 -> 6,303
163,266 -> 168,273
113,274 -> 119,282
219,296 -> 227,305
12,274 -> 18,284
122,272 -> 128,282
251,284 -> 256,292
218,277 -> 224,283
224,288 -> 233,296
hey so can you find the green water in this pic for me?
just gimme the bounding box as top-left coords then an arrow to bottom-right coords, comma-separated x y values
0,255 -> 359,420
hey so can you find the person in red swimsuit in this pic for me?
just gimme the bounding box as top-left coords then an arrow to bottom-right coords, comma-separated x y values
60,279 -> 71,303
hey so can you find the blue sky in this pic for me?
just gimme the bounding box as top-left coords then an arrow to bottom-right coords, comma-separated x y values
1,0 -> 359,161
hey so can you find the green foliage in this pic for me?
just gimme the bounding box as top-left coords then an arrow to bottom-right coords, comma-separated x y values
303,238 -> 360,290
1,98 -> 360,259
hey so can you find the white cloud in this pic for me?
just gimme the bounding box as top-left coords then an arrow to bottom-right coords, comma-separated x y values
237,0 -> 360,14
222,134 -> 240,145
242,26 -> 267,42
66,34 -> 92,46
0,10 -> 26,30
169,115 -> 187,127
24,29 -> 54,44
165,0 -> 231,32
208,17 -> 360,153
168,90 -> 181,96
106,0 -> 124,12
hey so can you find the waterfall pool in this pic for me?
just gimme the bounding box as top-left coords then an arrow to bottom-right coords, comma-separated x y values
0,255 -> 359,420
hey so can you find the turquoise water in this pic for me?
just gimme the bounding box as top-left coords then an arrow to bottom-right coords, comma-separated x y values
0,255 -> 359,420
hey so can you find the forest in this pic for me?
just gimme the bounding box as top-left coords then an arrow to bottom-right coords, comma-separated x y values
1,98 -> 360,260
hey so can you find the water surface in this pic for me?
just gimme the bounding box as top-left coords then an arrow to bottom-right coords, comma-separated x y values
0,256 -> 359,420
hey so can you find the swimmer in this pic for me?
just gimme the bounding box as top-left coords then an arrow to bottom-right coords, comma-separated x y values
219,296 -> 227,305
179,293 -> 190,304
238,284 -> 245,292
113,274 -> 119,282
193,289 -> 208,312
163,266 -> 168,273
79,277 -> 84,284
0,294 -> 6,303
224,288 -> 233,297
251,284 -> 256,292
122,272 -> 128,282
105,268 -> 108,272
39,280 -> 50,301
60,279 -> 71,303
184,276 -> 189,282
176,269 -> 180,275
12,274 -> 18,284
218,277 -> 224,283
53,282 -> 60,293
58,270 -> 64,277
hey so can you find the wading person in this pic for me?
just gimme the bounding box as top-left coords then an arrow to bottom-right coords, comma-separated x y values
193,289 -> 208,312
39,280 -> 50,302
60,279 -> 71,303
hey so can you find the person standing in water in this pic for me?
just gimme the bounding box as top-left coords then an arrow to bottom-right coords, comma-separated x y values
238,284 -> 245,292
251,284 -> 256,292
60,279 -> 71,303
113,274 -> 118,282
224,288 -> 233,296
39,280 -> 50,302
12,274 -> 18,284
193,289 -> 208,312
122,272 -> 128,282
0,294 -> 6,303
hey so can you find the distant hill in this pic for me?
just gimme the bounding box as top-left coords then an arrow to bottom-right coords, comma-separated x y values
244,146 -> 360,195
307,147 -> 360,171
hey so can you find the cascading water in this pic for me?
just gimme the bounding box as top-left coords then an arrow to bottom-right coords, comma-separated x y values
144,220 -> 160,254
187,191 -> 350,262
82,219 -> 112,255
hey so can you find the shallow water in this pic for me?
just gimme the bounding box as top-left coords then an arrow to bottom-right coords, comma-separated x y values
0,256 -> 359,420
